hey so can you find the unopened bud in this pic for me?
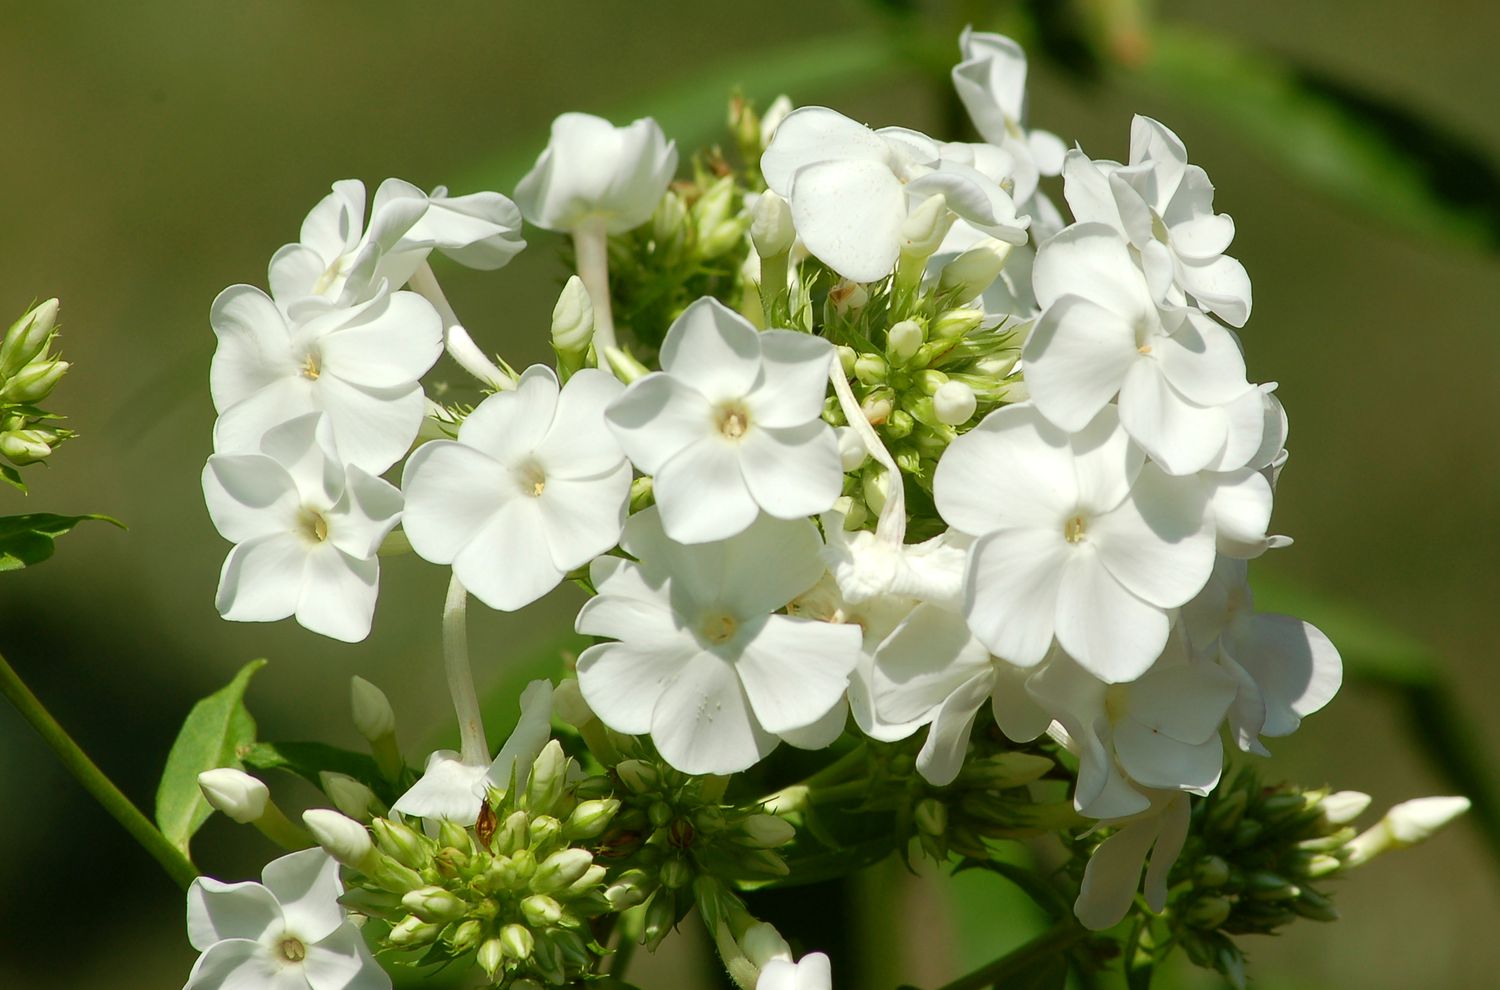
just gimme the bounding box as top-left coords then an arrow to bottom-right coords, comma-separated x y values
372,818 -> 432,870
402,885 -> 467,923
302,808 -> 374,867
835,345 -> 857,377
528,814 -> 563,848
853,353 -> 888,386
1319,790 -> 1372,825
495,810 -> 531,855
886,320 -> 923,363
564,798 -> 621,840
500,923 -> 535,960
318,772 -> 378,821
931,307 -> 985,339
741,921 -> 792,967
914,798 -> 947,838
652,190 -> 689,248
0,430 -> 53,465
532,847 -> 594,894
388,915 -> 442,947
938,238 -> 1012,300
933,379 -> 977,425
702,217 -> 749,259
660,856 -> 693,889
642,889 -> 678,947
449,919 -> 484,954
350,676 -> 395,742
550,276 -> 595,358
1193,855 -> 1231,888
736,814 -> 796,848
1347,795 -> 1471,866
1,359 -> 67,403
829,280 -> 868,314
884,409 -> 914,439
603,345 -> 650,384
197,768 -> 269,824
899,195 -> 953,259
477,936 -> 505,977
2,299 -> 59,377
525,740 -> 568,814
614,759 -> 658,794
605,869 -> 654,910
836,427 -> 867,471
521,893 -> 564,927
693,176 -> 735,244
750,192 -> 795,259
1184,895 -> 1233,929
761,95 -> 793,147
551,678 -> 595,729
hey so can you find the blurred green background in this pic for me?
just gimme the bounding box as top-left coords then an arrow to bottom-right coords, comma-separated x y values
2,1 -> 1497,987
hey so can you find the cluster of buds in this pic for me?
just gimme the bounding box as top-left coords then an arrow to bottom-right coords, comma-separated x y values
601,751 -> 797,950
1,299 -> 73,477
320,741 -> 621,988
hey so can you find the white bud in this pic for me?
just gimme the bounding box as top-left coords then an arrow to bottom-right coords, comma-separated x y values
1,298 -> 59,376
1320,790 -> 1372,825
1347,795 -> 1470,866
740,921 -> 792,968
736,814 -> 796,848
551,677 -> 596,729
197,768 -> 269,824
933,380 -> 977,426
760,95 -> 793,147
750,192 -> 795,259
898,194 -> 953,259
319,771 -> 378,821
886,320 -> 923,363
829,280 -> 868,314
550,275 -> 595,356
302,808 -> 374,867
938,238 -> 1013,300
350,676 -> 396,742
836,427 -> 868,472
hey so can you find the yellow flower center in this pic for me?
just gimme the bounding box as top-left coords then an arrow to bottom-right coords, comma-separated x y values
701,612 -> 738,644
298,507 -> 330,544
301,353 -> 321,380
278,937 -> 307,963
1064,515 -> 1087,544
716,404 -> 750,441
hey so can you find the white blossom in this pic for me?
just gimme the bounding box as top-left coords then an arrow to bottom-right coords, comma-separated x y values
757,952 -> 832,990
761,106 -> 1028,282
185,848 -> 388,990
209,282 -> 442,473
402,365 -> 630,611
934,403 -> 1214,681
574,508 -> 861,775
604,297 -> 841,544
1074,791 -> 1191,931
202,414 -> 402,643
514,113 -> 678,235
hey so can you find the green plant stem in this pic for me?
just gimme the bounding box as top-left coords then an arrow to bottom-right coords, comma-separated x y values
933,919 -> 1087,990
0,647 -> 198,889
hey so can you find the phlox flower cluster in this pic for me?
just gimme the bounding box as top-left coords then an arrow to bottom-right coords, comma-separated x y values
199,27 -> 1348,985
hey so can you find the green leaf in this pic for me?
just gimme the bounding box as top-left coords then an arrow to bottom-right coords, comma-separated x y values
242,740 -> 395,803
154,659 -> 265,858
0,513 -> 123,571
1,465 -> 25,493
1138,26 -> 1500,251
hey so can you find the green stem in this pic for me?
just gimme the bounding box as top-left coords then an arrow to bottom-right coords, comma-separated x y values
933,919 -> 1087,990
0,647 -> 198,890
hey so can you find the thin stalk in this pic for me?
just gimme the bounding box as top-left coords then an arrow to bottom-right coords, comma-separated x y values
409,261 -> 513,391
0,648 -> 198,890
572,218 -> 618,360
828,365 -> 906,544
443,575 -> 489,766
934,919 -> 1087,990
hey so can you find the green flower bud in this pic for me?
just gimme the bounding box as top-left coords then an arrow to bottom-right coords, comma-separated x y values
913,369 -> 949,395
521,893 -> 564,927
886,320 -> 924,364
853,353 -> 888,386
372,818 -> 432,870
605,869 -> 654,910
477,937 -> 505,979
660,856 -> 693,889
1184,895 -> 1233,929
532,848 -> 594,894
736,814 -> 796,848
564,799 -> 621,840
525,740 -> 568,814
1193,855 -> 1232,888
500,923 -> 535,960
435,818 -> 473,856
836,345 -> 857,377
0,430 -> 53,466
1319,790 -> 1372,825
702,217 -> 750,259
1301,853 -> 1343,879
1,299 -> 58,376
402,886 -> 467,923
860,392 -> 894,427
647,800 -> 674,828
550,275 -> 595,362
1,359 -> 67,403
883,409 -> 914,440
302,808 -> 374,868
914,798 -> 947,838
319,772 -> 379,822
931,307 -> 985,340
495,810 -> 531,855
938,238 -> 1012,300
388,915 -> 442,947
899,194 -> 953,260
642,890 -> 678,948
349,676 -> 396,742
693,176 -> 735,243
1292,887 -> 1340,922
652,190 -> 689,250
602,346 -> 650,385
528,814 -> 563,849
1246,871 -> 1300,901
448,919 -> 484,954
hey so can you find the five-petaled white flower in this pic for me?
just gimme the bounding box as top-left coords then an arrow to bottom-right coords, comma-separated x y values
761,106 -> 1028,282
514,112 -> 678,235
934,403 -> 1214,682
402,366 -> 630,611
605,297 -> 842,544
209,281 -> 442,474
203,414 -> 402,643
185,848 -> 388,990
574,508 -> 861,775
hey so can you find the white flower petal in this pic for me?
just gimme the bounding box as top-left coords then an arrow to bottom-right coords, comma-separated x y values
313,375 -> 425,475
457,366 -> 560,465
653,438 -> 760,544
1032,222 -> 1156,319
261,849 -> 344,943
216,533 -> 307,624
1054,555 -> 1170,683
452,498 -> 565,611
1074,816 -> 1157,931
303,923 -> 389,990
203,454 -> 300,544
738,422 -> 842,521
535,368 -> 626,478
1206,468 -> 1274,559
935,404 -> 1078,535
1127,661 -> 1238,743
1119,360 -> 1228,476
295,544 -> 378,643
1234,614 -> 1342,737
401,441 -> 512,564
1023,296 -> 1140,433
605,372 -> 713,475
184,938 -> 288,990
735,615 -> 859,734
576,637 -> 698,736
965,526 -> 1070,666
210,285 -> 299,414
872,603 -> 992,724
328,465 -> 402,560
1090,462 -> 1214,608
658,298 -> 764,404
187,879 -> 283,950
760,106 -> 893,194
212,377 -> 317,457
1154,314 -> 1249,408
650,650 -> 777,775
485,680 -> 554,795
787,158 -> 906,282
1181,253 -> 1252,328
1113,722 -> 1223,794
314,291 -> 442,389
746,331 -> 834,428
915,671 -> 994,786
391,751 -> 487,824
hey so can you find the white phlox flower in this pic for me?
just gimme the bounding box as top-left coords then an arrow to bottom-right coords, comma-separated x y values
513,112 -> 678,235
760,106 -> 1029,282
950,28 -> 1067,208
604,297 -> 842,544
1024,223 -> 1258,476
1062,116 -> 1252,327
1027,639 -> 1238,820
268,178 -> 525,315
392,680 -> 554,825
402,365 -> 631,611
185,848 -> 388,990
934,403 -> 1214,682
209,281 -> 442,474
757,951 -> 833,990
574,507 -> 862,775
1181,556 -> 1341,755
1073,791 -> 1191,931
871,602 -> 1051,786
203,414 -> 402,643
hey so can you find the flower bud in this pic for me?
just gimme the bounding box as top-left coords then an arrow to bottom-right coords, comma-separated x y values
477,936 -> 506,978
736,814 -> 796,848
197,768 -> 269,824
938,238 -> 1012,300
528,814 -> 563,848
1,359 -> 68,403
402,885 -> 468,923
318,772 -> 378,821
1192,855 -> 1231,888
829,280 -> 868,314
853,353 -> 888,386
349,676 -> 396,742
642,889 -> 678,948
564,799 -> 621,840
1184,895 -> 1233,930
1347,795 -> 1471,865
701,217 -> 749,260
884,409 -> 914,440
913,369 -> 949,395
500,923 -> 535,960
521,893 -> 564,927
605,869 -> 654,910
899,195 -> 953,259
750,192 -> 795,259
933,380 -> 977,426
652,190 -> 689,249
836,427 -> 867,472
693,176 -> 735,243
660,856 -> 693,889
603,345 -> 650,384
0,430 -> 53,466
551,678 -> 595,729
372,818 -> 432,870
1319,790 -> 1372,825
914,798 -> 947,838
886,320 -> 924,363
525,740 -> 569,815
931,307 -> 985,340
741,921 -> 792,967
2,300 -> 59,378
614,759 -> 659,794
835,345 -> 857,377
388,915 -> 442,947
532,848 -> 594,894
449,919 -> 484,954
761,95 -> 793,146
550,276 -> 595,359
302,808 -> 374,867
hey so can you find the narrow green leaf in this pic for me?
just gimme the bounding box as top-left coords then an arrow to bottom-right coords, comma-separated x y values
1,465 -> 25,493
242,740 -> 394,802
154,659 -> 265,857
0,513 -> 123,572
1139,26 -> 1500,251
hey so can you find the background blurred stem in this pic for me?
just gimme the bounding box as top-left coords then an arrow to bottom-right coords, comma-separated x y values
934,918 -> 1086,990
0,647 -> 198,890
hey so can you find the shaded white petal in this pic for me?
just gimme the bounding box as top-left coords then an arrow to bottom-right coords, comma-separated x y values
576,637 -> 698,736
1171,214 -> 1235,259
1206,468 -> 1274,559
1154,314 -> 1249,407
605,373 -> 713,475
217,533 -> 306,624
535,464 -> 631,571
787,159 -> 906,282
210,285 -> 299,412
1091,462 -> 1214,608
457,365 -> 560,465
735,615 -> 859,733
1143,796 -> 1191,911
1181,254 -> 1252,328
1126,661 -> 1238,743
313,375 -> 425,474
1024,296 -> 1140,433
779,700 -> 849,750
965,526 -> 1070,666
314,291 -> 442,389
872,603 -> 992,724
1074,817 -> 1157,931
203,454 -> 300,544
212,377 -> 318,456
915,671 -> 994,786
302,180 -> 365,258
296,544 -> 378,642
650,650 -> 777,774
1060,152 -> 1124,232
1233,614 -> 1342,737
1031,222 -> 1156,319
1113,723 -> 1223,794
1068,404 -> 1139,514
261,849 -> 344,943
303,923 -> 388,990
184,939 -> 289,990
453,498 -> 565,611
739,422 -> 842,521
268,244 -> 330,307
1128,116 -> 1188,204
328,465 -> 402,559
187,879 -> 282,950
934,404 -> 1078,534
391,751 -> 486,824
535,368 -> 626,478
760,106 -> 893,194
746,331 -> 834,428
1119,360 -> 1228,476
658,297 -> 764,404
485,680 -> 554,795
1054,554 -> 1170,683
401,441 -> 510,564
653,438 -> 760,544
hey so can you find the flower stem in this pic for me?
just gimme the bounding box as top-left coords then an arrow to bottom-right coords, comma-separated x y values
409,261 -> 514,391
828,365 -> 906,544
572,218 -> 618,361
934,919 -> 1087,990
443,575 -> 490,766
0,647 -> 199,890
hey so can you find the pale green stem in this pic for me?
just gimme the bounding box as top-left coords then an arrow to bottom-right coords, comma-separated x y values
252,800 -> 312,850
443,574 -> 489,766
0,647 -> 198,889
572,218 -> 618,362
757,250 -> 789,329
409,261 -> 513,391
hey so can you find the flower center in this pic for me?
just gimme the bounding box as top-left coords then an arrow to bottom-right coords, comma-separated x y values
297,507 -> 330,544
278,936 -> 307,963
701,612 -> 738,644
1150,211 -> 1170,244
313,254 -> 352,296
519,462 -> 547,497
1104,684 -> 1129,725
1064,515 -> 1087,544
301,352 -> 321,380
715,404 -> 750,442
